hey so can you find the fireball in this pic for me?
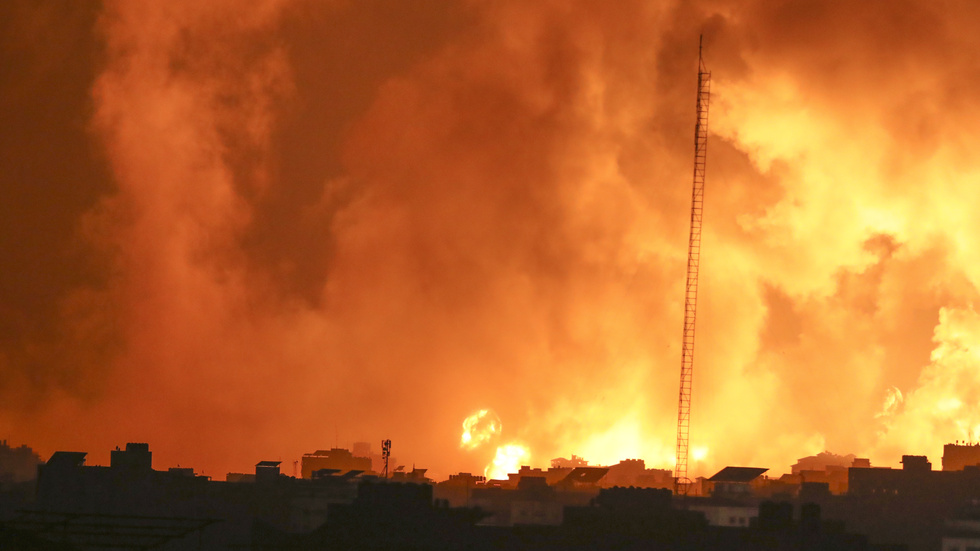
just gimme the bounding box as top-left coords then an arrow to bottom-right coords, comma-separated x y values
460,409 -> 502,450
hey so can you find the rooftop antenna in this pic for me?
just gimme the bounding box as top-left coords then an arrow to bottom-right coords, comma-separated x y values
675,34 -> 710,496
381,439 -> 392,479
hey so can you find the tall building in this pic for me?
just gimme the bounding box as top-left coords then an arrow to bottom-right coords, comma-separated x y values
943,443 -> 980,471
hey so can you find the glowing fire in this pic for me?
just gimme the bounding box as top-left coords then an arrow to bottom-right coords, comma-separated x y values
460,409 -> 502,450
691,445 -> 708,463
459,410 -> 530,479
485,444 -> 530,480
16,0 -> 980,481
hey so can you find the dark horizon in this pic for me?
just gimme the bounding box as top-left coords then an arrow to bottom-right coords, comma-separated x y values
6,435 -> 980,550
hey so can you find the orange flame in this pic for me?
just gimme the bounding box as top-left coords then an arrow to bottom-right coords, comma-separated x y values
460,409 -> 502,451
486,444 -> 530,480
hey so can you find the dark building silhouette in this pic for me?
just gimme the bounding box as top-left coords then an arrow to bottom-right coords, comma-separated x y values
390,467 -> 432,483
707,466 -> 769,498
688,495 -> 760,527
308,480 -> 485,550
836,454 -> 980,551
21,440 -> 980,550
110,442 -> 152,471
467,467 -> 607,527
0,440 -> 42,523
942,499 -> 980,551
256,460 -> 282,483
28,443 -> 367,549
472,476 -> 564,526
561,489 -> 870,551
787,452 -> 866,495
601,458 -> 673,489
853,458 -> 872,468
0,440 -> 41,485
496,464 -> 607,490
301,448 -> 372,479
435,472 -> 486,508
788,467 -> 849,496
943,443 -> 980,471
225,471 -> 256,482
550,456 -> 672,489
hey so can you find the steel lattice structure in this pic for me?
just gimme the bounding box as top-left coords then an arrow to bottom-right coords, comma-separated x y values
675,37 -> 710,493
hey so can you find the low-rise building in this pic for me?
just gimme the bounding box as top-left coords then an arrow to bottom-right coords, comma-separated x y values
944,443 -> 980,472
706,466 -> 769,498
300,448 -> 372,479
688,496 -> 759,527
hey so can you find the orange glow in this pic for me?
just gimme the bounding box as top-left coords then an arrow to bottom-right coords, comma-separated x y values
460,409 -> 502,451
8,1 -> 980,481
876,387 -> 904,418
691,446 -> 708,463
486,444 -> 530,480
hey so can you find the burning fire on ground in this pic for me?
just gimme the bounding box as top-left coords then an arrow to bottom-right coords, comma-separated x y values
460,409 -> 530,480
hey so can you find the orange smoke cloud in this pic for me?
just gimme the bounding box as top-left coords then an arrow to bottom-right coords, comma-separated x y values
5,0 -> 980,481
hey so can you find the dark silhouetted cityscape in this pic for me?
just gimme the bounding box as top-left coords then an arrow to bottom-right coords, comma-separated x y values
3,438 -> 980,549
6,2 -> 980,550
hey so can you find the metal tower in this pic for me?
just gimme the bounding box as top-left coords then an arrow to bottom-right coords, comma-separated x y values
381,439 -> 391,479
675,36 -> 710,493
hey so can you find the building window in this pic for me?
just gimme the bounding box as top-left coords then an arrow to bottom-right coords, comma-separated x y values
729,516 -> 736,524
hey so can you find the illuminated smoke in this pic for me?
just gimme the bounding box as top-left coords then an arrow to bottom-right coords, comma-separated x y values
460,409 -> 502,450
876,387 -> 904,419
7,1 -> 980,479
874,308 -> 980,459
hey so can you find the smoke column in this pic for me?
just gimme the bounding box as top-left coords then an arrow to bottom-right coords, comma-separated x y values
3,0 -> 980,478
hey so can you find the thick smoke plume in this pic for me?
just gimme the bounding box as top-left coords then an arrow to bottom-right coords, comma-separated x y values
3,0 -> 980,478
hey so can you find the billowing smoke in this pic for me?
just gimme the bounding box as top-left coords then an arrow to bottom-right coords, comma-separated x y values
4,0 -> 980,478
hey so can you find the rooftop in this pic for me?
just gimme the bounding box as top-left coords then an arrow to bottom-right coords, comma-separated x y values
707,466 -> 768,483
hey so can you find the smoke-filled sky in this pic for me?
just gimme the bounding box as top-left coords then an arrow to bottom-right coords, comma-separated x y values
4,0 -> 980,480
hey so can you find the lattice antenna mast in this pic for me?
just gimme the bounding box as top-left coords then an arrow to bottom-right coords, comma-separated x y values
675,35 -> 710,493
381,439 -> 391,479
